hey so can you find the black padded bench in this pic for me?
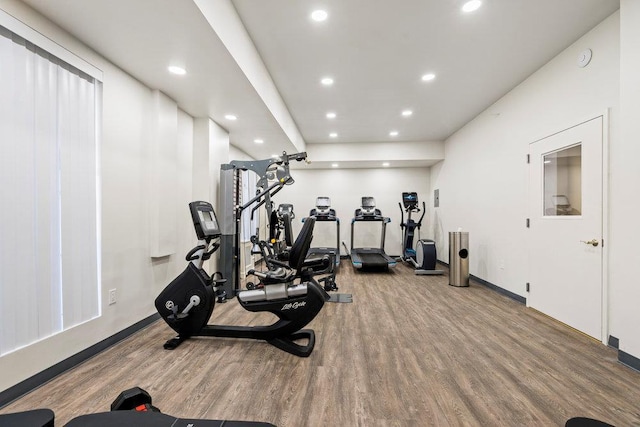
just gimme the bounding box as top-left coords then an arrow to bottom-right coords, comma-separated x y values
0,409 -> 276,427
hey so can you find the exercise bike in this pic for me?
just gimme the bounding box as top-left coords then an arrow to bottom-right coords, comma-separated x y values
154,201 -> 327,357
398,192 -> 443,275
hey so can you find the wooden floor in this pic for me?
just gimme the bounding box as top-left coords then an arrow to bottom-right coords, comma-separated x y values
2,261 -> 640,426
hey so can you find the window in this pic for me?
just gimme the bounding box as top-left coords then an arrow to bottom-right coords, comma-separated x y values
543,144 -> 582,216
0,24 -> 101,355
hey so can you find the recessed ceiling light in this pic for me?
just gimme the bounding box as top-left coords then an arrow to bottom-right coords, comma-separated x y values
389,131 -> 399,137
462,0 -> 482,13
402,110 -> 413,117
326,112 -> 336,119
329,132 -> 338,138
311,10 -> 328,22
382,162 -> 390,167
422,73 -> 436,82
224,114 -> 237,121
271,154 -> 279,158
331,163 -> 339,168
254,139 -> 264,144
168,65 -> 186,75
321,77 -> 334,86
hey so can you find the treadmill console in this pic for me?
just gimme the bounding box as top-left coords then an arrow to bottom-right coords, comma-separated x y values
311,196 -> 336,217
402,192 -> 419,210
356,196 -> 381,218
189,201 -> 221,240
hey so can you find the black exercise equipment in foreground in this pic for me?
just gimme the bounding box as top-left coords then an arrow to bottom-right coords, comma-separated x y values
155,201 -> 327,357
398,192 -> 443,275
65,411 -> 276,427
565,417 -> 615,426
0,409 -> 54,426
349,197 -> 396,270
110,386 -> 159,413
0,386 -> 275,426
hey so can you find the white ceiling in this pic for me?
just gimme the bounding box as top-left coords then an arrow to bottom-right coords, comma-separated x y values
18,0 -> 619,165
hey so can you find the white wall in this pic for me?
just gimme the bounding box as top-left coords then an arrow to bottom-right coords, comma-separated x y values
229,145 -> 254,162
283,167 -> 431,257
0,0 -> 226,392
430,11 -> 619,300
611,0 -> 640,359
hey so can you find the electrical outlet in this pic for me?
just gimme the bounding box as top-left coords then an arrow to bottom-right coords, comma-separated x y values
108,289 -> 117,305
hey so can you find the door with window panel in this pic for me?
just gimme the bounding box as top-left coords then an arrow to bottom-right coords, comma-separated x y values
528,117 -> 603,341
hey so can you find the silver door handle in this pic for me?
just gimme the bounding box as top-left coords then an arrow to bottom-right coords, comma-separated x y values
580,239 -> 599,247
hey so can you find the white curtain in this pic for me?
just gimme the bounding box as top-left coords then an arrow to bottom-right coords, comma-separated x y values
0,25 -> 100,355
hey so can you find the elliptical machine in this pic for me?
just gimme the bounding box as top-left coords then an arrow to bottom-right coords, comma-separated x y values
398,192 -> 443,275
155,201 -> 327,357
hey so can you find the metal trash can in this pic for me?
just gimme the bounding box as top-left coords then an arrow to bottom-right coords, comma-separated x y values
449,231 -> 469,287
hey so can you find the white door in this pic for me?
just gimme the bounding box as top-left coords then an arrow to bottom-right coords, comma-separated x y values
528,116 -> 603,340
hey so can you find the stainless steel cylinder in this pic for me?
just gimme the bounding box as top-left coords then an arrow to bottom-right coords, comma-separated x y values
449,231 -> 469,287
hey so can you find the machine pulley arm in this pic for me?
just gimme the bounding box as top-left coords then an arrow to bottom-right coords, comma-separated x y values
247,177 -> 291,220
230,151 -> 307,192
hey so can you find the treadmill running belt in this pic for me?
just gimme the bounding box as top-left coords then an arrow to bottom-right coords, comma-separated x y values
358,252 -> 389,267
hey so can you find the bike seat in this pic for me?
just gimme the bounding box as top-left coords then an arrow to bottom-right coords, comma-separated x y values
263,267 -> 294,283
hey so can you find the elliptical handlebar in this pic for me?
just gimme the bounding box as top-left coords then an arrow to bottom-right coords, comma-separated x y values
399,198 -> 427,228
417,201 -> 426,229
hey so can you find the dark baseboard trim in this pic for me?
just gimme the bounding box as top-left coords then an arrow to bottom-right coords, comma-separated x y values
0,313 -> 160,409
607,336 -> 640,372
470,274 -> 527,304
436,260 -> 525,304
618,350 -> 640,373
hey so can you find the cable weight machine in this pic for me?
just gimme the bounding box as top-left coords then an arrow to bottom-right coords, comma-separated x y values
217,151 -> 308,300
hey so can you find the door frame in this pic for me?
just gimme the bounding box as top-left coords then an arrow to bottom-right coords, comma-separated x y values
527,110 -> 610,345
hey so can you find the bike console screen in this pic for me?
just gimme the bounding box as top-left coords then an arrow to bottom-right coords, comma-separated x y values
189,201 -> 221,240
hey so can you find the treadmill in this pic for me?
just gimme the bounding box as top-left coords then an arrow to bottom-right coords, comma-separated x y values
350,197 -> 397,270
306,197 -> 340,292
308,196 -> 340,268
